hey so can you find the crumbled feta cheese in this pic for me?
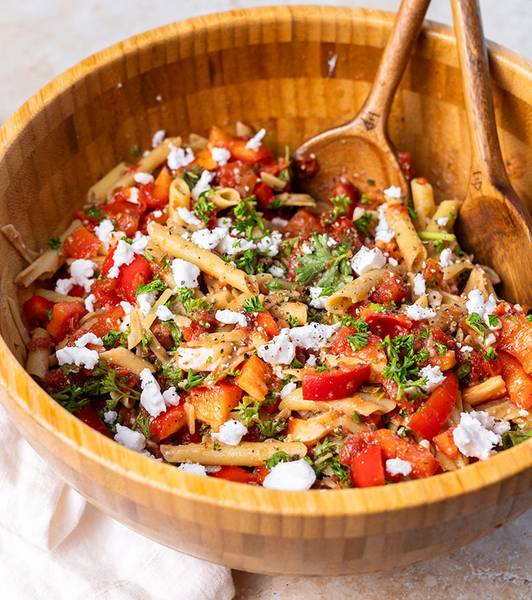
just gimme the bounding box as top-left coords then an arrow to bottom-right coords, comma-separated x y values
108,239 -> 135,279
309,287 -> 327,309
352,207 -> 366,221
139,368 -> 166,418
70,259 -> 96,292
256,230 -> 283,257
133,171 -> 154,185
465,290 -> 498,330
152,210 -> 163,218
268,265 -> 285,278
384,186 -> 402,199
210,146 -> 231,166
215,309 -> 247,327
436,216 -> 449,227
119,301 -> 132,332
301,241 -> 313,255
326,237 -> 338,247
484,333 -> 497,347
84,293 -> 96,313
151,129 -> 166,148
280,382 -> 297,399
351,246 -> 387,276
405,304 -> 436,320
178,463 -> 207,476
427,289 -> 442,308
518,409 -> 529,417
413,273 -> 426,296
460,345 -> 474,353
216,216 -> 233,230
386,458 -> 412,477
167,145 -> 195,170
245,128 -> 266,151
130,231 -> 149,255
114,424 -> 146,452
137,291 -> 157,316
126,187 -> 139,205
263,459 -> 316,491
466,289 -> 485,316
306,355 -> 317,367
211,419 -> 248,446
438,248 -> 453,267
388,257 -> 399,267
162,386 -> 180,406
103,410 -> 118,424
327,53 -> 337,77
171,258 -> 200,288
175,347 -> 216,371
270,217 -> 288,228
177,207 -> 202,227
56,346 -> 100,370
418,364 -> 445,393
94,218 -> 115,249
216,235 -> 256,256
75,332 -> 103,348
55,278 -> 74,295
375,205 -> 394,243
191,227 -> 226,250
191,170 -> 213,200
155,305 -> 175,321
419,439 -> 430,449
453,411 -> 505,460
257,329 -> 296,365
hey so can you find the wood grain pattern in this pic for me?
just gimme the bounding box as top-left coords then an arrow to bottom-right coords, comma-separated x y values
0,6 -> 530,575
451,0 -> 532,304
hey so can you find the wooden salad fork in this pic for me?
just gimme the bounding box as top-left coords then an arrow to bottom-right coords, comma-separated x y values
451,0 -> 532,304
295,0 -> 431,200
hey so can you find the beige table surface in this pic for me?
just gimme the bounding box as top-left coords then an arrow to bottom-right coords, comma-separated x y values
2,1 -> 531,598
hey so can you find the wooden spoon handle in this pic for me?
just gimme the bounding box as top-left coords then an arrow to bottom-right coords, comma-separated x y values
450,0 -> 509,186
356,0 -> 430,130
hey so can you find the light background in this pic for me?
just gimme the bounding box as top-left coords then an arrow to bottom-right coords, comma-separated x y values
1,1 -> 531,599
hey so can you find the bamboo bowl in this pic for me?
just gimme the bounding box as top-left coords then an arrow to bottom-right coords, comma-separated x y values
0,6 -> 531,576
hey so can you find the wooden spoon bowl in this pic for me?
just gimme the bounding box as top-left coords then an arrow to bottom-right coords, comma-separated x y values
0,6 -> 531,576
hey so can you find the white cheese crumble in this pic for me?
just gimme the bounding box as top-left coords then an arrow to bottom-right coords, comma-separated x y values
270,217 -> 288,228
133,171 -> 154,185
55,258 -> 96,294
191,170 -> 213,200
130,231 -> 149,255
108,239 -> 135,279
438,248 -> 453,267
55,331 -> 103,370
211,419 -> 248,446
256,230 -> 283,257
460,345 -> 474,353
385,458 -> 412,477
375,205 -> 394,243
245,128 -> 266,151
215,309 -> 247,327
155,305 -> 175,321
388,257 -> 399,267
257,329 -> 295,365
171,258 -> 200,288
210,146 -> 231,166
137,291 -> 157,316
75,332 -> 103,348
103,410 -> 118,424
175,347 -> 216,371
162,386 -> 180,406
84,293 -> 96,313
178,463 -> 207,476
216,216 -> 233,230
216,235 -> 256,256
167,145 -> 195,170
351,246 -> 387,276
280,382 -> 297,399
94,218 -> 115,249
177,206 -> 202,226
263,459 -> 316,491
301,241 -> 313,255
465,289 -> 498,328
126,187 -> 139,205
453,411 -> 509,460
436,216 -> 449,227
114,424 -> 146,452
119,300 -> 132,332
384,186 -> 402,199
268,265 -> 285,278
151,129 -> 166,148
309,287 -> 327,309
139,368 -> 166,418
405,304 -> 436,321
418,364 -> 445,393
191,227 -> 226,250
413,273 -> 426,296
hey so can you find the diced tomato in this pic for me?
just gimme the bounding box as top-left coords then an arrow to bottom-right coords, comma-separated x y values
23,294 -> 54,326
302,365 -> 371,401
210,466 -> 256,484
151,322 -> 174,350
86,305 -> 125,338
293,152 -> 319,179
369,272 -> 408,305
422,258 -> 444,288
409,373 -> 459,439
468,348 -> 501,385
330,181 -> 360,218
499,351 -> 532,409
360,308 -> 413,339
46,302 -> 87,340
339,434 -> 386,488
234,355 -> 271,401
398,150 -> 415,181
284,209 -> 323,238
216,161 -> 258,197
254,181 -> 275,211
117,255 -> 152,303
73,404 -> 112,438
149,404 -> 187,441
433,428 -> 459,459
189,382 -> 243,430
498,315 -> 532,374
182,322 -> 207,342
103,200 -> 142,237
91,277 -> 120,307
208,125 -> 233,146
142,166 -> 172,210
194,147 -> 217,170
255,311 -> 280,339
254,465 -> 270,485
228,138 -> 271,164
63,225 -> 101,259
374,429 -> 439,479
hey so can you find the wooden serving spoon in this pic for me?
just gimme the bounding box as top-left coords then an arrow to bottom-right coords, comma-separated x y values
451,0 -> 532,304
295,0 -> 430,200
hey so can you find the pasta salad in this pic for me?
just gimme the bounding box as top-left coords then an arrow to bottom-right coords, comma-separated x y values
11,123 -> 532,490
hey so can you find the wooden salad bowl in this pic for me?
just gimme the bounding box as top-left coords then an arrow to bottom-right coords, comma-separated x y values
0,6 -> 530,575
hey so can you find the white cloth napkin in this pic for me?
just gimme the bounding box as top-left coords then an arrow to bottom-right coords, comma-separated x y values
0,403 -> 235,600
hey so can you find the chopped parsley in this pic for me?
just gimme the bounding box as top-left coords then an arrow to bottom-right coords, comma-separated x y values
131,144 -> 141,157
381,334 -> 430,398
180,369 -> 205,391
347,332 -> 369,351
192,192 -> 216,224
487,314 -> 500,328
330,194 -> 351,220
236,396 -> 261,426
136,278 -> 167,296
258,418 -> 286,438
436,342 -> 448,355
134,412 -> 151,438
176,287 -> 211,314
295,233 -> 351,290
353,212 -> 373,235
102,330 -> 124,348
48,237 -> 61,250
233,196 -> 266,239
407,206 -> 418,220
264,451 -> 291,470
85,205 -> 103,221
243,295 -> 265,313
501,429 -> 532,449
486,347 -> 497,360
160,364 -> 184,386
466,312 -> 488,335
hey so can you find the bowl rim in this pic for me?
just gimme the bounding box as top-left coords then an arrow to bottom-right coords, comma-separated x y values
0,4 -> 531,518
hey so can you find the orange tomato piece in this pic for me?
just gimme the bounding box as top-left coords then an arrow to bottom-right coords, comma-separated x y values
499,351 -> 532,409
188,382 -> 243,430
63,225 -> 101,259
234,355 -> 271,401
498,315 -> 532,374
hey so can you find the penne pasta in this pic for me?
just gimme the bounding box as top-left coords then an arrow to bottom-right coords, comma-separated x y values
87,162 -> 129,204
384,202 -> 427,271
410,177 -> 435,230
169,177 -> 191,213
26,328 -> 51,380
100,347 -> 155,374
463,376 -> 507,406
426,199 -> 462,232
325,270 -> 386,314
